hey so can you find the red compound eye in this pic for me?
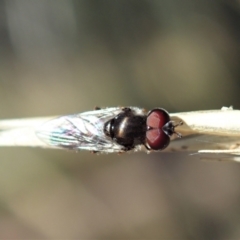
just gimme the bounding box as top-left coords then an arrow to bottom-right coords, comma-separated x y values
146,129 -> 170,150
147,109 -> 170,129
146,108 -> 171,150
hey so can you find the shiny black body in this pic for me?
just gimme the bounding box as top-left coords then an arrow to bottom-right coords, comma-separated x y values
104,108 -> 147,150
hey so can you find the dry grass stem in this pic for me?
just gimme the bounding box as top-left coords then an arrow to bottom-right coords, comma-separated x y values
0,107 -> 239,160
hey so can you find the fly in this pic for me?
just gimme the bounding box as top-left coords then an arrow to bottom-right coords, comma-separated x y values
36,107 -> 183,153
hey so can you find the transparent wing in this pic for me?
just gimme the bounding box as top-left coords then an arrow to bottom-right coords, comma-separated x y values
36,108 -> 127,152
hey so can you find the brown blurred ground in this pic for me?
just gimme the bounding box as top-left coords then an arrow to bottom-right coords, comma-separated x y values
0,0 -> 240,239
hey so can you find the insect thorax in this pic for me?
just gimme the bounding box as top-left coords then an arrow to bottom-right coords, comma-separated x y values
104,109 -> 147,149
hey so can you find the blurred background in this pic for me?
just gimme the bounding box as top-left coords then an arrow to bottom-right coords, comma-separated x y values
0,0 -> 240,238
